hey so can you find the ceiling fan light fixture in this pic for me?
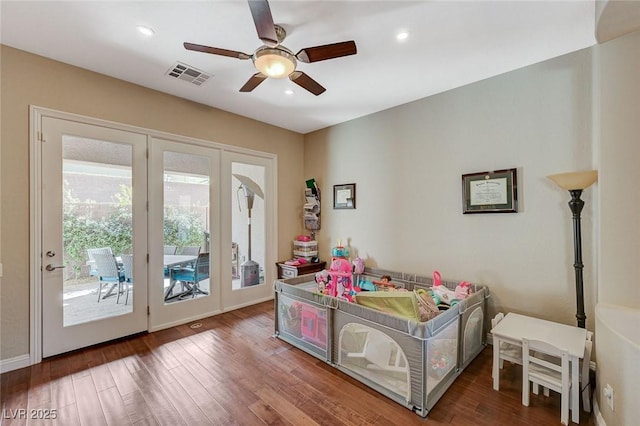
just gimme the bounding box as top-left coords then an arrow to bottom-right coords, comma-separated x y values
253,48 -> 296,78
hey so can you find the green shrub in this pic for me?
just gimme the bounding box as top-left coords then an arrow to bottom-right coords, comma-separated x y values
63,183 -> 204,280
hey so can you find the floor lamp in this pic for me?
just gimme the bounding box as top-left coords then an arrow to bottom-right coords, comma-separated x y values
547,170 -> 598,329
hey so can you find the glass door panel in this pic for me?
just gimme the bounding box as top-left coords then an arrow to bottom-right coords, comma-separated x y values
63,137 -> 134,325
221,151 -> 276,311
163,151 -> 211,304
232,163 -> 266,289
149,138 -> 220,330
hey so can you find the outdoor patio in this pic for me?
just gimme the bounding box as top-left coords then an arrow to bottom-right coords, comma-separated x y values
62,275 -> 249,327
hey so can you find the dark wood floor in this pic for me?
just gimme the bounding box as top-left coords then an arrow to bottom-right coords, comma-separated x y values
1,301 -> 595,425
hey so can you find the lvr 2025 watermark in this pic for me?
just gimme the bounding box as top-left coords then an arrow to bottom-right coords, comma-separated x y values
2,409 -> 58,420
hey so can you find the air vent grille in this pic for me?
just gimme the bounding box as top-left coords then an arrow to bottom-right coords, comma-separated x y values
166,62 -> 211,86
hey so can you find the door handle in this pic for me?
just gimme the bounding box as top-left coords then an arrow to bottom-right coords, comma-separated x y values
45,264 -> 66,271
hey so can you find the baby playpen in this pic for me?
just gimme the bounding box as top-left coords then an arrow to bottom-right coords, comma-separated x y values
274,267 -> 489,417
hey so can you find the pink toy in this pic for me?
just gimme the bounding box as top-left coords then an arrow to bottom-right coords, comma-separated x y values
454,281 -> 472,300
431,270 -> 472,305
326,257 -> 355,302
352,257 -> 365,274
300,304 -> 327,348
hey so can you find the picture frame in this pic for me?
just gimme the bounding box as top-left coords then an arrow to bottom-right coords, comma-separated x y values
333,183 -> 356,209
462,168 -> 518,214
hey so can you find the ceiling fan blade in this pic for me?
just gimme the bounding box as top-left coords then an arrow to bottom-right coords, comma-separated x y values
289,71 -> 326,96
184,42 -> 251,60
240,73 -> 268,92
248,0 -> 278,47
295,41 -> 357,63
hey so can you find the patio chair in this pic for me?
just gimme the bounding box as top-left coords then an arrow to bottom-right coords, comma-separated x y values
87,247 -> 113,276
168,252 -> 209,301
163,245 -> 177,255
179,246 -> 201,256
119,254 -> 133,305
92,252 -> 125,303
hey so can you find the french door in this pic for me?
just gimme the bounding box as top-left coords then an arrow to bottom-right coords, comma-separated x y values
40,116 -> 148,357
35,109 -> 277,357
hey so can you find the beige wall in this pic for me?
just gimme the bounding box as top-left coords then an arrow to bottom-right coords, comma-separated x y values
598,30 -> 640,309
596,29 -> 640,426
0,45 -> 305,360
305,47 -> 598,329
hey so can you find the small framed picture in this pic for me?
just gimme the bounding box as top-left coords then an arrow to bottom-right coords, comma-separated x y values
333,183 -> 356,209
462,168 -> 518,214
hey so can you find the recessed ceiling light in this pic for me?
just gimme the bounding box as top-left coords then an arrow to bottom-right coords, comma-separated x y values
136,25 -> 155,37
284,89 -> 295,96
396,31 -> 410,41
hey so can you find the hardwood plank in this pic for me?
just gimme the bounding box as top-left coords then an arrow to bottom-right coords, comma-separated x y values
248,399 -> 296,426
121,390 -> 155,425
254,385 -> 321,426
89,363 -> 116,392
130,368 -> 185,426
50,375 -> 76,409
2,368 -> 30,426
203,379 -> 265,425
52,403 -> 80,426
71,375 -> 107,426
27,362 -> 51,407
167,365 -> 232,424
106,360 -> 138,397
97,386 -> 132,426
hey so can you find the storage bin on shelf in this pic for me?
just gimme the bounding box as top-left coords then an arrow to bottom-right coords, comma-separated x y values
292,240 -> 318,261
273,267 -> 490,418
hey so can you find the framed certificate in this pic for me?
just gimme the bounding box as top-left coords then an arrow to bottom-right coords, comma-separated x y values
333,183 -> 356,209
462,168 -> 518,214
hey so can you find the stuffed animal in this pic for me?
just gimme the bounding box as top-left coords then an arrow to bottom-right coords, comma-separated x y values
315,270 -> 330,294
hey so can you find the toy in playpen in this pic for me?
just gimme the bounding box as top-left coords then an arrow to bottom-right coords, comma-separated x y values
431,270 -> 472,306
325,257 -> 355,302
300,304 -> 327,348
372,274 -> 400,290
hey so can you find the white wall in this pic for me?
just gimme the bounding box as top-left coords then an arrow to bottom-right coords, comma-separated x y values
305,47 -> 597,329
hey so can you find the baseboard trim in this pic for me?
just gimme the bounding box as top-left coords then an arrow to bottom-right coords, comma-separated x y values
593,399 -> 607,426
0,354 -> 31,374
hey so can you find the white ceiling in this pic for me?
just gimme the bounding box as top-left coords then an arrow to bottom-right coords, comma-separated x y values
1,1 -> 596,134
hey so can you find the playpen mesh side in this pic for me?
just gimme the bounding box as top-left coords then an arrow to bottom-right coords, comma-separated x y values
458,288 -> 487,369
275,292 -> 329,359
332,310 -> 425,409
332,303 -> 460,415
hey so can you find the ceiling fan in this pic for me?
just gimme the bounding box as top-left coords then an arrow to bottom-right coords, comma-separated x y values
183,0 -> 357,96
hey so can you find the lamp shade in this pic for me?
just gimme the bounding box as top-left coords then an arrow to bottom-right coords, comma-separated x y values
547,170 -> 598,190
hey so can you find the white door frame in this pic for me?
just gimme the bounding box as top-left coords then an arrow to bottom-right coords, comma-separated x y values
29,106 -> 278,365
